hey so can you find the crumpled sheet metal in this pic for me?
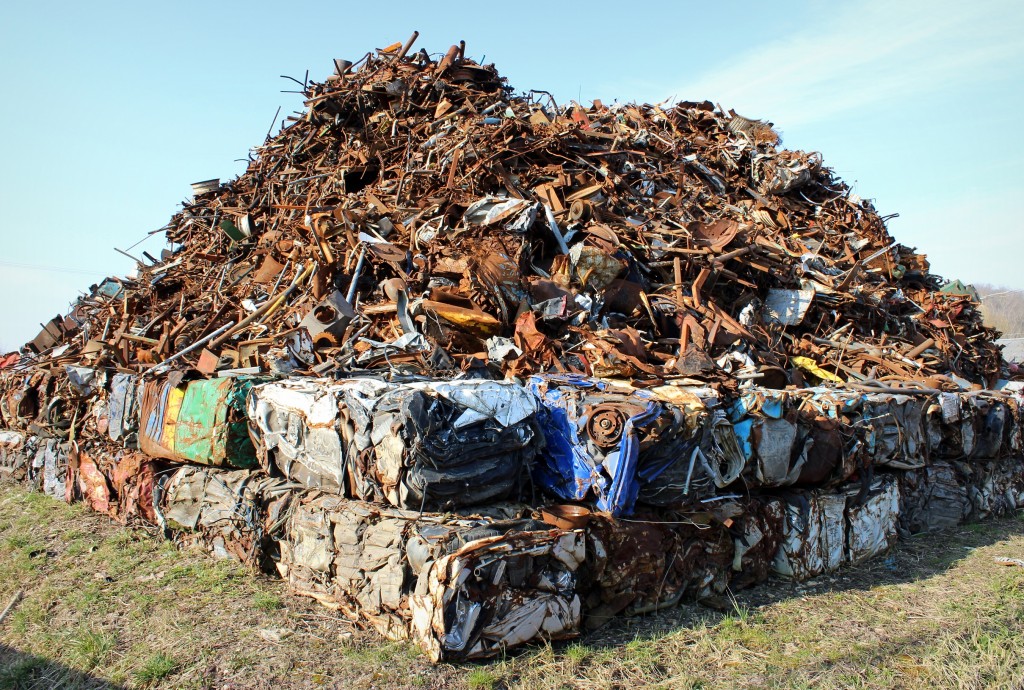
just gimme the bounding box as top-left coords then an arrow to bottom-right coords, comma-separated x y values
111,453 -> 164,524
140,376 -> 261,468
580,513 -> 733,628
36,438 -> 67,501
964,457 -> 1024,521
925,393 -> 977,459
337,378 -> 541,511
411,524 -> 584,661
729,390 -> 803,488
731,389 -> 1017,487
969,398 -> 1015,459
107,372 -> 140,446
845,475 -> 900,565
157,465 -> 294,563
773,476 -> 901,578
247,378 -> 347,492
859,394 -> 926,470
528,375 -> 711,517
772,491 -> 847,580
731,498 -> 785,589
730,388 -> 857,488
0,430 -> 30,481
898,461 -> 969,535
279,494 -> 584,661
66,445 -> 115,517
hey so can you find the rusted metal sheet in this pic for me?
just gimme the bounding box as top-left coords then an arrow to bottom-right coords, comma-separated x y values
66,446 -> 115,517
140,377 -> 261,468
859,394 -> 927,470
411,526 -> 584,661
731,497 -> 785,589
581,512 -> 733,627
111,453 -> 164,524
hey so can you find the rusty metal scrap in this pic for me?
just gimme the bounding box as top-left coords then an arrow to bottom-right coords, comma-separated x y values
1,36 -> 1024,663
3,40 -> 1009,390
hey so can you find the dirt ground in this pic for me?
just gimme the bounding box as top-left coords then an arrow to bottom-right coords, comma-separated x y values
1,483 -> 1023,689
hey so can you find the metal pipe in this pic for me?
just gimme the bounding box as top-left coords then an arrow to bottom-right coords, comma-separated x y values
210,262 -> 315,349
542,203 -> 570,254
346,249 -> 366,304
143,323 -> 232,378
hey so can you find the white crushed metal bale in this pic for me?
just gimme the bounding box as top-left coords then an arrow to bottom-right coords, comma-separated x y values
845,476 -> 901,564
279,494 -> 583,661
772,492 -> 846,580
248,378 -> 348,492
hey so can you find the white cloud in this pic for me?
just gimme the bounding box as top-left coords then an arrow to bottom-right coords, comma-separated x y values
667,0 -> 1024,127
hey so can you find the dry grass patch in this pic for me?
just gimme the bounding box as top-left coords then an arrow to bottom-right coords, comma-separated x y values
1,482 -> 1023,689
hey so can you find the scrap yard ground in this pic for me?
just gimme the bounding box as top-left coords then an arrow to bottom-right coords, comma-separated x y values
1,483 -> 1022,690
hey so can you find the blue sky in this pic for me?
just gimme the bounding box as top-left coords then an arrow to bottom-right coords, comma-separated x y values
1,0 -> 1021,351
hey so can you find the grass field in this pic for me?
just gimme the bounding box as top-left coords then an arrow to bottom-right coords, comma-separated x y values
1,483 -> 1023,689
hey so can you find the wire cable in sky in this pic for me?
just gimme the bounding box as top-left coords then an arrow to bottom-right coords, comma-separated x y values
0,260 -> 108,277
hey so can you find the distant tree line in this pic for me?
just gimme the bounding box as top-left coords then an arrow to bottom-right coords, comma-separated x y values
976,284 -> 1024,339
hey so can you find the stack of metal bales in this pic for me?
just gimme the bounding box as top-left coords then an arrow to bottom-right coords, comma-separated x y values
1,37 -> 1023,662
2,369 -> 1022,660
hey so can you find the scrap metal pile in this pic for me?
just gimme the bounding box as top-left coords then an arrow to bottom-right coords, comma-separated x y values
2,36 -> 1023,661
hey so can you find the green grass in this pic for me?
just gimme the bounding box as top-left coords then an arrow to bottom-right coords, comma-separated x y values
466,668 -> 501,690
253,592 -> 283,611
134,653 -> 177,686
0,656 -> 46,690
67,627 -> 116,669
